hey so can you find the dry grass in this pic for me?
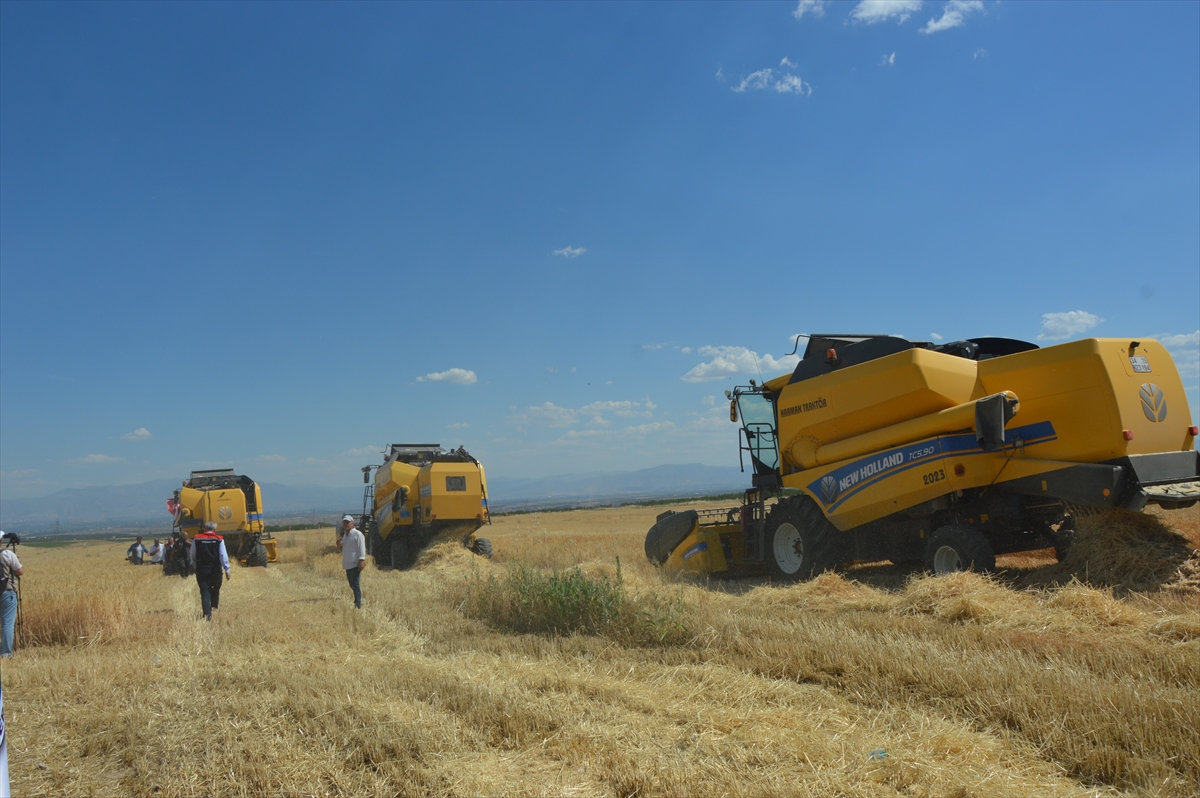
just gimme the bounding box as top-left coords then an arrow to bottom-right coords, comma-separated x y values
3,506 -> 1198,797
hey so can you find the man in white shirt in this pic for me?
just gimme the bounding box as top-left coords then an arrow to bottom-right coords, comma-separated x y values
148,540 -> 165,565
336,515 -> 366,609
0,536 -> 23,657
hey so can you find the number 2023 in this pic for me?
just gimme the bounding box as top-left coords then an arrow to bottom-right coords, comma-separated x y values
923,469 -> 946,486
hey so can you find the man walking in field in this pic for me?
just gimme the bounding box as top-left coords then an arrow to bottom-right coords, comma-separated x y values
0,535 -> 23,657
337,515 -> 366,609
189,522 -> 231,621
126,536 -> 148,565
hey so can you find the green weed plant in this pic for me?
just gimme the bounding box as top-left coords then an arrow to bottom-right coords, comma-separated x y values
460,558 -> 689,645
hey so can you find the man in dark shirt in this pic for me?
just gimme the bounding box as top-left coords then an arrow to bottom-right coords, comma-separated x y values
188,523 -> 231,621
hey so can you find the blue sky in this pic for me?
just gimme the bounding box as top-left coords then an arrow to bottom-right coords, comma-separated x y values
2,0 -> 1197,499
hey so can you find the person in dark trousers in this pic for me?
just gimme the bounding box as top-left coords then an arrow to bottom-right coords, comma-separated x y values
126,536 -> 147,564
188,522 -> 231,620
336,515 -> 366,608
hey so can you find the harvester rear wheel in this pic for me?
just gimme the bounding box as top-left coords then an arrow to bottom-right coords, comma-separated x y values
644,510 -> 699,565
923,524 -> 995,575
763,498 -> 840,582
473,538 -> 493,559
246,542 -> 268,568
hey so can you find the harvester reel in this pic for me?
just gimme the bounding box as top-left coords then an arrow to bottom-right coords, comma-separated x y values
924,524 -> 995,575
644,510 -> 699,565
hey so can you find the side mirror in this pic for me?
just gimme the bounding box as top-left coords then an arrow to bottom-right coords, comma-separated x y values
362,466 -> 371,484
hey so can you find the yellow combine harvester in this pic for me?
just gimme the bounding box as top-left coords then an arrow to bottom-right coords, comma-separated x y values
646,335 -> 1199,580
349,444 -> 492,569
170,469 -> 276,566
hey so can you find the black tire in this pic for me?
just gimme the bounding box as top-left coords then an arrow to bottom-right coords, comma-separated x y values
389,535 -> 416,570
923,524 -> 996,575
644,510 -> 699,565
370,527 -> 388,567
246,542 -> 268,568
1052,513 -> 1077,562
472,538 -> 493,559
763,497 -> 841,582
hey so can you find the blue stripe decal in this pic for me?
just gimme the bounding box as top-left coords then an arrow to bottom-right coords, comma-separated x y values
807,421 -> 1057,511
681,541 -> 709,560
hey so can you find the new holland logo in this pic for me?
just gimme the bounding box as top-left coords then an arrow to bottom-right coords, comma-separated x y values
819,474 -> 839,506
218,506 -> 233,520
1139,383 -> 1167,422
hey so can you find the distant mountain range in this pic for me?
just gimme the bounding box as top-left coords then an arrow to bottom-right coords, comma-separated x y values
0,464 -> 750,533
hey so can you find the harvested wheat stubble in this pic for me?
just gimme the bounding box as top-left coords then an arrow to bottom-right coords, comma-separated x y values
3,506 -> 1198,797
1014,508 -> 1199,595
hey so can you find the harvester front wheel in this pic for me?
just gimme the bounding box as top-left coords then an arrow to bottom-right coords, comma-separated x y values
473,538 -> 493,559
246,542 -> 268,568
763,499 -> 838,582
924,524 -> 995,575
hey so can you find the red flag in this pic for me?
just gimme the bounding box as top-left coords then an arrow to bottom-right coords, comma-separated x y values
167,498 -> 178,515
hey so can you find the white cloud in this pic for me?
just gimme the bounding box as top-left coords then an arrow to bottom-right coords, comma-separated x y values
447,422 -> 469,429
881,52 -> 896,66
417,368 -> 478,385
682,346 -> 801,383
716,65 -> 725,82
930,333 -> 944,341
1160,332 -> 1200,349
643,342 -> 670,350
553,246 -> 586,258
921,0 -> 984,34
793,0 -> 826,20
256,454 -> 288,462
780,57 -> 797,68
852,0 -> 923,25
1037,311 -> 1104,341
702,396 -> 716,406
72,454 -> 124,464
680,346 -> 692,354
1159,331 -> 1200,381
973,48 -> 986,59
121,427 -> 152,441
508,402 -> 578,429
773,75 -> 810,94
342,445 -> 381,458
733,68 -> 812,96
581,400 -> 652,418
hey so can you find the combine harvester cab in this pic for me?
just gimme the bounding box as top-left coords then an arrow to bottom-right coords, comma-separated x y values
170,469 -> 275,566
351,444 -> 493,570
647,335 -> 1198,581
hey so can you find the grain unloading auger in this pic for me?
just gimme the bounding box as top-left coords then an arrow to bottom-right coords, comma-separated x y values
646,335 -> 1199,580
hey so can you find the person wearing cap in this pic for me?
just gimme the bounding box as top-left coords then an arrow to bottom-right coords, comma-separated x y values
0,533 -> 23,657
336,515 -> 366,609
188,522 -> 231,621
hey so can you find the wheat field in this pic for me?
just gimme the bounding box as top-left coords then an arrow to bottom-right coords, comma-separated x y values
2,503 -> 1197,798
